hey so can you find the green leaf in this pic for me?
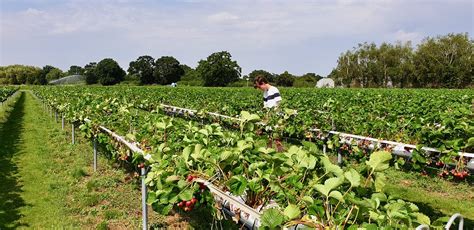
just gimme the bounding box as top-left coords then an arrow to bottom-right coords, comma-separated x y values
146,191 -> 157,204
374,173 -> 386,192
314,177 -> 343,196
261,208 -> 285,229
283,204 -> 301,220
191,144 -> 204,160
220,151 -> 235,162
369,211 -> 379,221
344,168 -> 361,187
182,146 -> 191,164
329,191 -> 345,203
371,193 -> 387,202
366,151 -> 392,172
165,175 -> 180,183
198,128 -> 209,136
177,180 -> 187,189
302,141 -> 317,152
314,184 -> 330,197
362,223 -> 378,230
466,137 -> 474,148
321,156 -> 343,176
178,189 -> 193,201
227,175 -> 247,195
161,204 -> 173,215
126,133 -> 136,141
413,212 -> 431,225
301,196 -> 314,205
408,202 -> 419,212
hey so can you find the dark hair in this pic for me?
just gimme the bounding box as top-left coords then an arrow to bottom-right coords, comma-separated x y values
253,75 -> 268,88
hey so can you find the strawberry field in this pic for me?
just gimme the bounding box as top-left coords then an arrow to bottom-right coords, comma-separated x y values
0,86 -> 18,103
31,86 -> 473,229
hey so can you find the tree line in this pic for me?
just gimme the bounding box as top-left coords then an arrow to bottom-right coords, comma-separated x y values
0,33 -> 471,88
329,33 -> 472,88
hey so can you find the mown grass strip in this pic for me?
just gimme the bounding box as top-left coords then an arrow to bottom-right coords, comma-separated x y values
385,168 -> 474,227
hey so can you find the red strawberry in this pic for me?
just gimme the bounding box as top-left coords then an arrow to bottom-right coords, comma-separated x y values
186,201 -> 193,207
187,175 -> 194,182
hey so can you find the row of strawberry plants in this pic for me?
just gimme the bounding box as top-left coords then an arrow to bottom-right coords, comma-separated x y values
0,86 -> 18,102
32,86 -> 473,179
31,88 -> 452,229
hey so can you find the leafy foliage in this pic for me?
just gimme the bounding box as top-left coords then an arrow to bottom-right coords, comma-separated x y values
32,85 -> 471,229
95,58 -> 125,85
196,51 -> 241,87
330,33 -> 473,88
128,55 -> 155,85
154,56 -> 184,85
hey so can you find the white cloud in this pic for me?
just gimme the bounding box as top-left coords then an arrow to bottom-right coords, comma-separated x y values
23,7 -> 46,16
207,12 -> 239,23
393,30 -> 423,44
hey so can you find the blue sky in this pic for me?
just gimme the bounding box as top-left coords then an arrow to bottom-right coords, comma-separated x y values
1,0 -> 472,76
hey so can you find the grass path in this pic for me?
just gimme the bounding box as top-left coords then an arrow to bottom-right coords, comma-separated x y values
0,92 -> 76,228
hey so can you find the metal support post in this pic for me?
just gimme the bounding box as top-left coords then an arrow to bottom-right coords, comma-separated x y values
72,124 -> 75,144
93,139 -> 97,172
337,152 -> 343,165
141,167 -> 148,230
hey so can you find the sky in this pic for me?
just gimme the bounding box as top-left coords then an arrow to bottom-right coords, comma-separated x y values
1,0 -> 473,76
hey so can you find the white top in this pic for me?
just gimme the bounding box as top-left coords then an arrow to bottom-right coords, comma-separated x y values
263,86 -> 282,108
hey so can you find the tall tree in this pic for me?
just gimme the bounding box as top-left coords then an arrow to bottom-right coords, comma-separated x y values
413,33 -> 473,88
154,56 -> 184,85
196,51 -> 241,87
180,64 -> 202,85
67,65 -> 85,75
128,55 -> 155,85
84,62 -> 98,84
46,68 -> 65,82
330,33 -> 472,88
95,58 -> 125,85
37,65 -> 56,85
275,71 -> 295,86
248,69 -> 275,83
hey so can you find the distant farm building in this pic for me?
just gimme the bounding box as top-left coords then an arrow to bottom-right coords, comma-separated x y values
316,78 -> 335,88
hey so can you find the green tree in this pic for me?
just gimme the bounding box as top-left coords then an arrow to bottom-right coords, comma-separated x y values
84,62 -> 98,84
154,56 -> 184,85
294,73 -> 321,87
67,65 -> 85,75
330,33 -> 472,88
413,33 -> 473,88
196,51 -> 241,87
36,65 -> 56,85
275,71 -> 295,86
46,68 -> 65,82
0,65 -> 42,85
248,69 -> 275,83
179,65 -> 202,86
128,55 -> 155,85
95,58 -> 125,85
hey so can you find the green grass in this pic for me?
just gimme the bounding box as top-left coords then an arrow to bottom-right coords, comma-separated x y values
385,168 -> 474,227
0,92 -> 75,228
